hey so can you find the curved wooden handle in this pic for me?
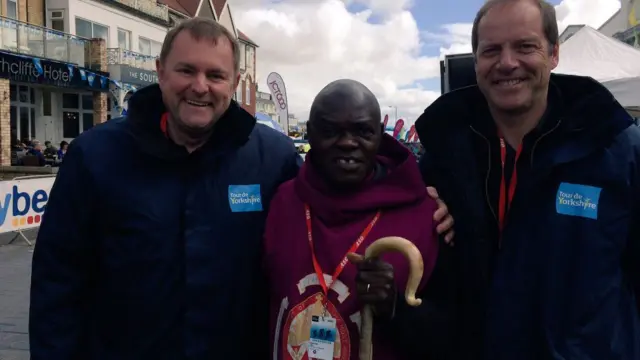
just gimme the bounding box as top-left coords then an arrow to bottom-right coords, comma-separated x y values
359,236 -> 424,360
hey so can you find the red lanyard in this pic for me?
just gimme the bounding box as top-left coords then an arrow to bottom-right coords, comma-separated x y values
304,204 -> 381,300
498,135 -> 522,235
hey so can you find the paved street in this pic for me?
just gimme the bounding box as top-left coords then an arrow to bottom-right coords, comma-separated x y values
0,229 -> 38,360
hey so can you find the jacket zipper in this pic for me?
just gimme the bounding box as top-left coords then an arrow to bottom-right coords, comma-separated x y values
469,119 -> 562,250
469,125 -> 497,222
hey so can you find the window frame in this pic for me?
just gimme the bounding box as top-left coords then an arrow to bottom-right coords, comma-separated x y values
117,28 -> 131,50
239,43 -> 246,70
48,10 -> 65,32
245,46 -> 253,69
245,81 -> 251,105
235,84 -> 243,103
75,17 -> 109,43
9,85 -> 37,142
6,0 -> 18,19
138,36 -> 162,57
61,92 -> 95,139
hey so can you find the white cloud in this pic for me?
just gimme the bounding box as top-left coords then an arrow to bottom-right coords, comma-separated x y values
345,0 -> 414,15
555,0 -> 620,33
233,0 -> 621,125
234,0 -> 440,125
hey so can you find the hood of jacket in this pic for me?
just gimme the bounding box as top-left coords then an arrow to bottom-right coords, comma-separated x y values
294,133 -> 427,226
125,84 -> 257,161
415,74 -> 633,168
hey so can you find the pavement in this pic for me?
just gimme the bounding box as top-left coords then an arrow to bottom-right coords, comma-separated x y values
0,229 -> 38,360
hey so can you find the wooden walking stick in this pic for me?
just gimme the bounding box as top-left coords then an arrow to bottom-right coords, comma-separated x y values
355,236 -> 424,360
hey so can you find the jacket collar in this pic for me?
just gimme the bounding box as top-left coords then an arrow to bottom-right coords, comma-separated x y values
126,84 -> 256,161
415,74 -> 633,171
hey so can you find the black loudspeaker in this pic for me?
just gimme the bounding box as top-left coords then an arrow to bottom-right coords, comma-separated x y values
442,54 -> 477,94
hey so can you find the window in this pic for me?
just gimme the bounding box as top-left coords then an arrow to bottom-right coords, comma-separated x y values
235,84 -> 242,103
61,93 -> 94,139
139,37 -> 162,57
245,81 -> 251,105
239,44 -> 246,69
118,29 -> 131,50
7,0 -> 17,19
245,46 -> 253,69
9,85 -> 37,142
75,18 -> 108,42
49,10 -> 65,32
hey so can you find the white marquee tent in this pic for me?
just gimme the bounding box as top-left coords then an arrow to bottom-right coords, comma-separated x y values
553,25 -> 640,115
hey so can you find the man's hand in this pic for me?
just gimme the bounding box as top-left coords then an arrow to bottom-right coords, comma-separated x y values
347,253 -> 396,320
427,187 -> 455,246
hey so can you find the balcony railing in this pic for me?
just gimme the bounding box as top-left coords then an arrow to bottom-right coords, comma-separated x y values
112,0 -> 169,22
107,48 -> 157,71
613,24 -> 640,45
0,16 -> 91,67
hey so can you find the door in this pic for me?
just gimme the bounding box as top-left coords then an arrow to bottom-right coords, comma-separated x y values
9,84 -> 37,143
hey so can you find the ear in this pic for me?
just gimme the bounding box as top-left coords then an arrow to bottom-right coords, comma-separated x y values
549,42 -> 559,70
234,72 -> 241,91
156,58 -> 164,84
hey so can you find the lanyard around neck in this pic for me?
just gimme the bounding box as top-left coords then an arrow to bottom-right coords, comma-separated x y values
497,134 -> 522,241
304,203 -> 381,299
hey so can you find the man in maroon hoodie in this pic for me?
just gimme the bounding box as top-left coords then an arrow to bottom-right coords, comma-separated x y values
264,79 -> 454,360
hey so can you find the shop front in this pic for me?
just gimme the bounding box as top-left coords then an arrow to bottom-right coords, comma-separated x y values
108,63 -> 158,118
0,50 -> 110,149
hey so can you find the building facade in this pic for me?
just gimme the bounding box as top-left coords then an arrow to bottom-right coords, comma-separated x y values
599,0 -> 639,47
57,0 -> 173,118
559,24 -> 584,43
256,90 -> 277,121
0,0 -> 110,165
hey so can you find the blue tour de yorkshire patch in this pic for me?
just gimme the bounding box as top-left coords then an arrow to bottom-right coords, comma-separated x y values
555,182 -> 601,220
228,184 -> 263,212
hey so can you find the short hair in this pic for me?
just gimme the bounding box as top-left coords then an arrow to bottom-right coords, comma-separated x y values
471,0 -> 559,54
159,17 -> 241,74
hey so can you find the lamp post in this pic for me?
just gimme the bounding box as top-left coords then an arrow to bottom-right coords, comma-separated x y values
389,105 -> 398,121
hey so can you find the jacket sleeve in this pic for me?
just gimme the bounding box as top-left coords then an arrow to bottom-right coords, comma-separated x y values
380,152 -> 457,359
280,144 -> 303,184
627,189 -> 640,314
384,240 -> 456,359
250,148 -> 301,358
29,142 -> 97,360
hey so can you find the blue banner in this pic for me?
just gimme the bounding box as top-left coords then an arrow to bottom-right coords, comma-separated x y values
0,51 -> 110,92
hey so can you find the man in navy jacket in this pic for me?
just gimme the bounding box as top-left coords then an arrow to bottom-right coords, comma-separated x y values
28,18 -> 302,360
410,0 -> 640,359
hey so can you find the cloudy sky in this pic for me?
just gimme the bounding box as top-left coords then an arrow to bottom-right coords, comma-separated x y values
232,0 -> 621,124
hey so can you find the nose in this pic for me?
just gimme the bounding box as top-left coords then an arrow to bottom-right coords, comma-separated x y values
336,132 -> 359,149
190,73 -> 208,94
496,48 -> 518,72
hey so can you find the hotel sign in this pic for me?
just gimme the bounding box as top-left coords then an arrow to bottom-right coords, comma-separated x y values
0,51 -> 109,91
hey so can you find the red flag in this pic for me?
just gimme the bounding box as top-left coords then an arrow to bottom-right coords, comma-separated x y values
382,114 -> 389,129
392,119 -> 404,139
407,125 -> 416,142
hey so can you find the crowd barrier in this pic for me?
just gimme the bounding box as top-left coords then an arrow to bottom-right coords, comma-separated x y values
0,175 -> 56,246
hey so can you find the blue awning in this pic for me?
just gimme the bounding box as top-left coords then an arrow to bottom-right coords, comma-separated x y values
255,113 -> 285,134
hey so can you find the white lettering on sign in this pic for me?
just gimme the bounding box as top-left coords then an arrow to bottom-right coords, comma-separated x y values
127,70 -> 158,84
0,57 -> 71,82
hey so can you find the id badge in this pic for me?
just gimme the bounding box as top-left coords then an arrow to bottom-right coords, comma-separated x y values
308,315 -> 336,360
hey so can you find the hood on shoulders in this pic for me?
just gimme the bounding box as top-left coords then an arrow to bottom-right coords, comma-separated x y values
125,84 -> 257,161
294,133 -> 427,225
